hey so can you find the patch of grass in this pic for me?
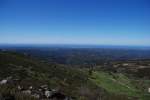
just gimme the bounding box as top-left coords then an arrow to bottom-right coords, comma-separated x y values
90,71 -> 150,100
90,71 -> 141,97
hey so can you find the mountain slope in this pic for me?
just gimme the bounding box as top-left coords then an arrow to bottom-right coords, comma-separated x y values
0,51 -> 149,100
0,51 -> 104,100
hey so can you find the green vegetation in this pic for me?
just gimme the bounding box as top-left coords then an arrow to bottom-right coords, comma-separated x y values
90,71 -> 150,100
0,85 -> 37,100
0,51 -> 150,100
0,51 -> 103,100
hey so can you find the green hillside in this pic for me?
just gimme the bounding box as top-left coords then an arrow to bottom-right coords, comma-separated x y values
0,51 -> 150,100
90,71 -> 150,100
0,51 -> 104,100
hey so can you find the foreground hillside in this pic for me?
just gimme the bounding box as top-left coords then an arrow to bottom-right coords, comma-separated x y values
0,51 -> 150,100
0,51 -> 105,100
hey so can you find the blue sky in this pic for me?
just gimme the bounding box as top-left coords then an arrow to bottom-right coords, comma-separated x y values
0,0 -> 150,46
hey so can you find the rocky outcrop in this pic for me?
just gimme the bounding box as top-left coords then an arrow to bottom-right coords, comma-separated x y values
0,77 -> 73,100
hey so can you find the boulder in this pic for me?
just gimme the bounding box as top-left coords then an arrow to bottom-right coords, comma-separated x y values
0,79 -> 7,85
45,90 -> 52,98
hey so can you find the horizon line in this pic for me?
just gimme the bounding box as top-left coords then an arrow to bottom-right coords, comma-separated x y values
0,43 -> 150,48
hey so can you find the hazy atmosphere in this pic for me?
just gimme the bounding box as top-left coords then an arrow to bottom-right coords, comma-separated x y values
0,0 -> 150,46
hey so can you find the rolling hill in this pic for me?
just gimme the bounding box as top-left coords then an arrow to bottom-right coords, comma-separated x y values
0,51 -> 150,100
